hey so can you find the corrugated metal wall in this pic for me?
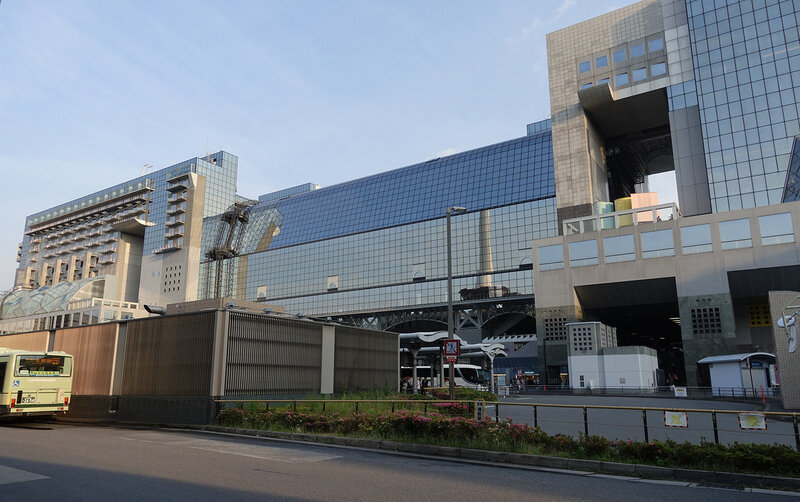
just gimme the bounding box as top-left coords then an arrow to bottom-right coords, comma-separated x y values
122,312 -> 216,396
52,324 -> 118,396
225,312 -> 322,396
0,331 -> 49,351
334,326 -> 398,392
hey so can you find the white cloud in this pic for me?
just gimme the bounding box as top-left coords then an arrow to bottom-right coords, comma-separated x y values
554,0 -> 577,18
434,148 -> 459,158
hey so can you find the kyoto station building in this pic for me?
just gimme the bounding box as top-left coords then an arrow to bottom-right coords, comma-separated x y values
4,0 -> 800,395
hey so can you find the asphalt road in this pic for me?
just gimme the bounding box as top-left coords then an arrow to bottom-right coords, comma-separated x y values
487,395 -> 796,446
0,422 -> 793,501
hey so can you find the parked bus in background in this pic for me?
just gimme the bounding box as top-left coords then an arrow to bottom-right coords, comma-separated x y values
400,364 -> 488,389
0,349 -> 73,417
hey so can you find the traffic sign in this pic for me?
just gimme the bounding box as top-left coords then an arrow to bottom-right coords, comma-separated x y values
446,356 -> 457,363
444,339 -> 459,357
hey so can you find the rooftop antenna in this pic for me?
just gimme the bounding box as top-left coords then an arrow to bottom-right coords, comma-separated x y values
140,164 -> 153,176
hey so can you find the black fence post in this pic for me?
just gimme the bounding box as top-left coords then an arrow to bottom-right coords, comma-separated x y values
712,411 -> 719,444
583,406 -> 589,436
355,401 -> 359,413
495,402 -> 500,422
293,400 -> 297,412
642,410 -> 649,443
391,401 -> 395,413
794,414 -> 800,452
322,401 -> 326,413
534,404 -> 538,428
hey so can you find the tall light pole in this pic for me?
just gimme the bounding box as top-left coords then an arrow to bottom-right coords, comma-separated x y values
446,206 -> 467,400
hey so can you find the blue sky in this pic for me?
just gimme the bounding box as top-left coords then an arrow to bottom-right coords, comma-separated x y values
0,0 -> 649,290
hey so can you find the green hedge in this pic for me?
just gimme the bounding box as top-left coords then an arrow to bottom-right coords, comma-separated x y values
218,408 -> 800,477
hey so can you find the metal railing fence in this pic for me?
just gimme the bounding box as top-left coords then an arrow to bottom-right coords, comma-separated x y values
215,398 -> 800,450
513,385 -> 779,401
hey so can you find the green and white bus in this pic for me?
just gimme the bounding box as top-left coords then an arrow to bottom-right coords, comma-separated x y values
0,349 -> 73,417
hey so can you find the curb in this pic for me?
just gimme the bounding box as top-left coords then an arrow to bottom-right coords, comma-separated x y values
189,424 -> 800,492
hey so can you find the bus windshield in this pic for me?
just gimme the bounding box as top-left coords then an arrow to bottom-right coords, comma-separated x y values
15,356 -> 72,377
458,367 -> 487,385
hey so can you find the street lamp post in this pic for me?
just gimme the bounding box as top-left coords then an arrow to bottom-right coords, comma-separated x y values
446,206 -> 466,400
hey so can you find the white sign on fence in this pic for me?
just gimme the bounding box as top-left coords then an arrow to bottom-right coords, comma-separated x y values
738,412 -> 767,430
664,411 -> 688,428
475,400 -> 485,421
673,386 -> 688,397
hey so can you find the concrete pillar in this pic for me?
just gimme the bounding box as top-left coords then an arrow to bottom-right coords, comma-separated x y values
320,325 -> 335,395
678,293 -> 738,386
769,291 -> 800,410
410,346 -> 419,394
535,305 -> 582,385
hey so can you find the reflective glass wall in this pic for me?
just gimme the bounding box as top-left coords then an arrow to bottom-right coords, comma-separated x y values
200,132 -> 557,316
686,0 -> 800,211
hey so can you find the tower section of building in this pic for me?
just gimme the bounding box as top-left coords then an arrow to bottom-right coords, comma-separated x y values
3,151 -> 238,333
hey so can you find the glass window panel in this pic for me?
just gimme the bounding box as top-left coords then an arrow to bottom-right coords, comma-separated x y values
631,44 -> 644,58
648,38 -> 664,52
604,235 -> 635,263
758,213 -> 795,245
597,78 -> 610,85
579,61 -> 591,73
569,240 -> 598,267
615,72 -> 629,86
581,82 -> 593,89
613,50 -> 626,63
719,218 -> 752,249
651,62 -> 666,76
681,224 -> 713,254
633,67 -> 648,81
596,55 -> 608,68
641,229 -> 674,258
539,244 -> 564,271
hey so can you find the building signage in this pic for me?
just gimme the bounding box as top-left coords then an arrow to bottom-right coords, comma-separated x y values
738,413 -> 767,430
664,411 -> 688,428
475,400 -> 485,421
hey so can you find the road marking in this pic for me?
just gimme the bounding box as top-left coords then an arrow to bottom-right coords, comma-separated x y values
120,432 -> 340,463
748,487 -> 800,497
0,465 -> 48,486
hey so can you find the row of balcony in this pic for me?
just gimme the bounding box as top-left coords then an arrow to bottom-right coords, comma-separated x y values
26,194 -> 148,236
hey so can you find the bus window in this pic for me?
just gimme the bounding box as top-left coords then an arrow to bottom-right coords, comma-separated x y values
0,362 -> 6,392
458,367 -> 487,385
15,356 -> 72,377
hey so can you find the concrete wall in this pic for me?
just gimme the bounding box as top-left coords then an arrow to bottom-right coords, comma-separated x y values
52,324 -> 119,396
0,331 -> 49,351
603,352 -> 658,388
769,290 -> 800,409
533,200 -> 800,384
568,349 -> 658,389
568,355 -> 604,388
708,362 -> 744,390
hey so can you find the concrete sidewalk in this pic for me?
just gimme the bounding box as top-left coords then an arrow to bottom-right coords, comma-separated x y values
190,424 -> 800,493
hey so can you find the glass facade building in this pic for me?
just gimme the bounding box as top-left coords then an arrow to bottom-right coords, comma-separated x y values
6,152 -> 238,332
686,0 -> 800,211
199,129 -> 557,317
